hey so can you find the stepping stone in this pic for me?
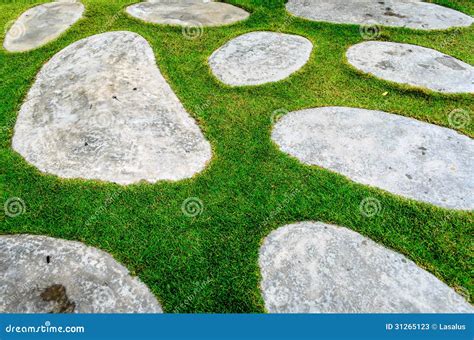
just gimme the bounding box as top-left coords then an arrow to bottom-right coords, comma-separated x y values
272,107 -> 474,210
259,221 -> 474,313
12,31 -> 212,185
0,235 -> 162,313
3,0 -> 84,53
126,0 -> 249,27
346,41 -> 474,94
208,31 -> 313,86
286,0 -> 473,30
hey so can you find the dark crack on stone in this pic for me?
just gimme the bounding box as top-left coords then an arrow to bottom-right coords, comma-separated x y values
40,284 -> 76,313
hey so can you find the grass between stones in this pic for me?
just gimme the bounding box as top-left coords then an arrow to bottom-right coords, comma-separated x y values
0,0 -> 473,312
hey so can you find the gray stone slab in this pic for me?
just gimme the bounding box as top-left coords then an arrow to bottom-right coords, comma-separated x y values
260,221 -> 473,313
12,31 -> 212,185
286,0 -> 473,30
346,41 -> 474,94
0,235 -> 162,313
126,0 -> 249,27
271,107 -> 474,210
3,1 -> 84,53
208,31 -> 313,86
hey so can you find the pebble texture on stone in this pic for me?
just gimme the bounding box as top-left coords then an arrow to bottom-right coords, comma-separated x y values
259,222 -> 474,313
271,107 -> 474,210
0,235 -> 162,313
126,0 -> 249,27
286,0 -> 474,30
346,41 -> 474,94
12,31 -> 212,185
208,31 -> 313,86
3,0 -> 84,53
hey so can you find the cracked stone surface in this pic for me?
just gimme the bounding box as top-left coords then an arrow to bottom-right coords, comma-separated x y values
12,31 -> 212,185
260,221 -> 474,313
0,235 -> 162,313
286,0 -> 473,30
272,107 -> 474,210
208,31 -> 313,86
126,0 -> 249,27
4,0 -> 84,53
346,41 -> 474,94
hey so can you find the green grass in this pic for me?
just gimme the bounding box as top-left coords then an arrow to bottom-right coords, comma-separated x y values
0,0 -> 473,312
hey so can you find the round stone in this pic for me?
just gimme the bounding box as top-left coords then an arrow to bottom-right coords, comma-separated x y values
208,31 -> 313,86
286,0 -> 474,30
12,31 -> 212,185
0,235 -> 162,313
259,221 -> 473,313
346,41 -> 474,94
4,1 -> 84,53
271,107 -> 473,210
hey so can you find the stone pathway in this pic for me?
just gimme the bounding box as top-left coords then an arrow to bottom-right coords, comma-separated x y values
0,235 -> 162,313
272,107 -> 473,210
259,221 -> 473,313
126,0 -> 249,27
347,41 -> 474,94
4,0 -> 84,53
208,31 -> 313,86
286,0 -> 473,30
12,31 -> 211,185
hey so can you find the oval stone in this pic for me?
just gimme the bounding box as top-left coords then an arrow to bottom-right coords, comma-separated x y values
12,31 -> 212,185
208,31 -> 313,86
259,221 -> 473,313
4,1 -> 84,53
286,0 -> 473,30
271,107 -> 473,210
0,235 -> 162,313
346,41 -> 474,93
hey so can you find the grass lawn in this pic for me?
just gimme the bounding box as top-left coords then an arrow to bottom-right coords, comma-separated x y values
0,0 -> 472,312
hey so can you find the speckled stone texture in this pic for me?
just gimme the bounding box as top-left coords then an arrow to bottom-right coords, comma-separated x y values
259,222 -> 474,313
271,107 -> 473,210
3,0 -> 84,53
286,0 -> 473,30
12,31 -> 212,185
0,235 -> 162,313
346,41 -> 474,94
126,0 -> 249,27
208,31 -> 313,86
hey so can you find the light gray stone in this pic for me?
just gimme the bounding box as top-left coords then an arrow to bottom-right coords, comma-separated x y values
12,31 -> 212,185
286,0 -> 473,30
0,235 -> 162,313
260,221 -> 473,313
126,0 -> 249,27
208,31 -> 313,86
3,0 -> 84,53
271,107 -> 474,210
346,41 -> 474,94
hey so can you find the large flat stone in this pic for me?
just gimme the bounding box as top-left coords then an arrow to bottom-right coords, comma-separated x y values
208,31 -> 313,86
286,0 -> 473,30
0,235 -> 162,313
4,1 -> 84,53
12,31 -> 212,185
346,41 -> 474,94
260,222 -> 473,313
271,107 -> 473,210
126,0 -> 249,27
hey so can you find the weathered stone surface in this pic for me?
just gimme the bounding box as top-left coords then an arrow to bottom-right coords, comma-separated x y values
0,235 -> 162,313
126,0 -> 249,27
260,222 -> 473,313
12,31 -> 212,185
346,41 -> 474,93
286,0 -> 473,30
4,0 -> 84,53
208,31 -> 312,86
272,107 -> 474,210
